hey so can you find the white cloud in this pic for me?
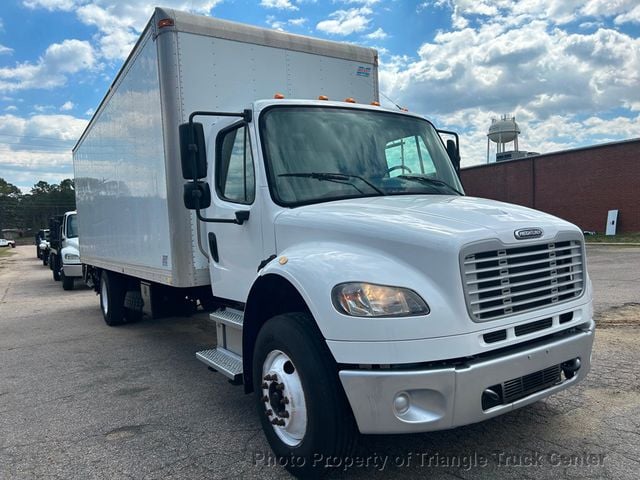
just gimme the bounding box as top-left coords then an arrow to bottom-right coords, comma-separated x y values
4,106 -> 17,112
22,1 -> 224,61
260,0 -> 298,10
316,7 -> 372,35
289,17 -> 308,27
614,4 -> 640,24
434,0 -> 640,29
60,101 -> 75,111
379,7 -> 640,165
23,0 -> 77,10
365,27 -> 388,40
0,113 -> 87,187
267,15 -> 308,31
0,44 -> 13,55
84,108 -> 95,116
0,39 -> 95,92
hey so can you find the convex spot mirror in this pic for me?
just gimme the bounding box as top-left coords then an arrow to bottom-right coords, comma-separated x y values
179,122 -> 207,179
183,181 -> 211,210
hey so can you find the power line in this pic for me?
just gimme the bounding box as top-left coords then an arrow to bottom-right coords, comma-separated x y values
0,133 -> 77,143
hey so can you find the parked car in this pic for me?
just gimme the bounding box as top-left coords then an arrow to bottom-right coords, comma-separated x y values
0,238 -> 16,248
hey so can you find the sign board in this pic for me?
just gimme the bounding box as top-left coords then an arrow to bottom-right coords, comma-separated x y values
605,209 -> 618,236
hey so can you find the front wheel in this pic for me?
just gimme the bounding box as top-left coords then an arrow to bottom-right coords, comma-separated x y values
253,313 -> 357,477
61,271 -> 75,291
52,256 -> 61,281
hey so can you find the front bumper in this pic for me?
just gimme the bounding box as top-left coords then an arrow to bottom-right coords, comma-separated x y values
62,263 -> 82,278
339,323 -> 594,434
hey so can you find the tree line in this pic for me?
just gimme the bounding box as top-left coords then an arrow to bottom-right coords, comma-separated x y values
0,177 -> 76,235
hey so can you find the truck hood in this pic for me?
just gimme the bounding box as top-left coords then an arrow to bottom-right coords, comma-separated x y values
274,195 -> 577,249
273,195 -> 584,342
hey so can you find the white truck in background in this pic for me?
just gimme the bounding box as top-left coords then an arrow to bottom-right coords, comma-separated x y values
48,210 -> 82,290
73,8 -> 594,476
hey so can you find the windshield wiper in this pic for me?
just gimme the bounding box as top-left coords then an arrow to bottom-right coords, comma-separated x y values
396,175 -> 464,196
279,172 -> 384,195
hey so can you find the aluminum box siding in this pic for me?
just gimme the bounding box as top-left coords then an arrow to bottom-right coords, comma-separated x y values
74,31 -> 206,287
175,31 -> 377,116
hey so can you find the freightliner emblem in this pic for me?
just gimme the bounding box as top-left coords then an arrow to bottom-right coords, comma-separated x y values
514,227 -> 543,240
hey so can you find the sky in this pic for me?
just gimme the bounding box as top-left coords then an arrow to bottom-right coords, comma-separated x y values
0,0 -> 638,193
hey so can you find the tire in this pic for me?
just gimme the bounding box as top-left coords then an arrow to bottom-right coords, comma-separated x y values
253,312 -> 358,477
42,254 -> 48,266
52,256 -> 61,281
100,270 -> 126,326
37,247 -> 41,259
61,271 -> 75,291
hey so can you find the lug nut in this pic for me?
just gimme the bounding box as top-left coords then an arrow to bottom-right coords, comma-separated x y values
276,383 -> 285,391
265,409 -> 273,416
280,397 -> 289,405
280,411 -> 290,418
261,396 -> 269,402
261,382 -> 268,389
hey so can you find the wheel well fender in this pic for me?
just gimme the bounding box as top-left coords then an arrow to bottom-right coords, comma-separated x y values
242,273 -> 314,393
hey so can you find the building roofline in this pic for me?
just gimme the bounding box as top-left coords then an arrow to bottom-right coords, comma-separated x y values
462,137 -> 640,171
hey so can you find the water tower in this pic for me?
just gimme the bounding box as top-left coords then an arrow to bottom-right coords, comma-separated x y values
487,114 -> 520,162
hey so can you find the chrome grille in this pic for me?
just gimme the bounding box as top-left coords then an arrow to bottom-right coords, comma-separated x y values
462,238 -> 584,321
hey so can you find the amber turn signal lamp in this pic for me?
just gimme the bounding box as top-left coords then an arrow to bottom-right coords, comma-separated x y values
158,18 -> 174,28
274,93 -> 285,99
344,97 -> 356,103
318,95 -> 329,100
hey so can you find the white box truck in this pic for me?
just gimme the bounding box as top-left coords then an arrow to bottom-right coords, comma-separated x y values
74,8 -> 594,475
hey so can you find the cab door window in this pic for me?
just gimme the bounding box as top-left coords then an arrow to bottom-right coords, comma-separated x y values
216,125 -> 255,204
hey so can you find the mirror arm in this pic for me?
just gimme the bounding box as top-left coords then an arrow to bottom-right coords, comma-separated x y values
196,208 -> 250,225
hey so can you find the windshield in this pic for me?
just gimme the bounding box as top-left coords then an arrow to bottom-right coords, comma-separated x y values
66,214 -> 78,238
260,106 -> 464,207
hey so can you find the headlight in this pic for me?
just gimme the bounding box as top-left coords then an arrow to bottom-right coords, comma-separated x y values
332,282 -> 430,317
64,253 -> 80,261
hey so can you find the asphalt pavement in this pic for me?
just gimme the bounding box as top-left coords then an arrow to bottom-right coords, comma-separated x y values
1,245 -> 639,479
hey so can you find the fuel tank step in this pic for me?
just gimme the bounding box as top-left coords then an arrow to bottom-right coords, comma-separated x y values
210,308 -> 244,330
196,347 -> 243,382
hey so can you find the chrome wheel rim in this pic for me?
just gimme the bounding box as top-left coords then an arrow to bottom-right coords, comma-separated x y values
261,350 -> 307,446
101,281 -> 109,315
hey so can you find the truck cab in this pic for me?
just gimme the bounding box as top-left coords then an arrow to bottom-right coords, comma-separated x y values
49,211 -> 81,290
181,98 -> 593,468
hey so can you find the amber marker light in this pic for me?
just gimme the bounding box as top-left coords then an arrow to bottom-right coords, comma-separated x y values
344,97 -> 356,103
370,101 -> 380,106
318,95 -> 329,100
274,93 -> 285,99
158,18 -> 174,28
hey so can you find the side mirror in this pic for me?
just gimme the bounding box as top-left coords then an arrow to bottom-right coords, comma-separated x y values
446,139 -> 460,173
179,122 -> 207,179
183,181 -> 211,210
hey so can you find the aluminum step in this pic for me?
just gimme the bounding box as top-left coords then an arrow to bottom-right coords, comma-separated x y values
196,347 -> 243,381
210,308 -> 244,330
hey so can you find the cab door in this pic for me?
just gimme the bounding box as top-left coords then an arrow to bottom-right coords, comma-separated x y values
205,121 -> 263,302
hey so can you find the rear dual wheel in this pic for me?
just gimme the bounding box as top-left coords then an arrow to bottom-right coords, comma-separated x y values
100,270 -> 126,326
99,271 -> 141,325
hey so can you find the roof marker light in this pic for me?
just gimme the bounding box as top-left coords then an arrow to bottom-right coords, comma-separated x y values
274,93 -> 285,99
344,97 -> 356,103
318,95 -> 329,101
370,101 -> 380,106
158,18 -> 174,28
